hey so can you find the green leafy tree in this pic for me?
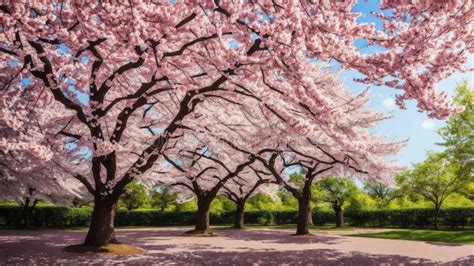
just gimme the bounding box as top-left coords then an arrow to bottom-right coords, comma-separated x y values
120,182 -> 150,211
317,176 -> 358,227
151,186 -> 177,212
276,189 -> 298,210
464,183 -> 474,201
438,82 -> 473,200
246,193 -> 276,211
397,152 -> 472,229
210,195 -> 236,215
346,191 -> 377,212
364,182 -> 399,208
175,199 -> 198,212
438,82 -> 473,181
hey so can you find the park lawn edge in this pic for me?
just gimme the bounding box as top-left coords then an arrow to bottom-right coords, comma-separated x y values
347,229 -> 474,245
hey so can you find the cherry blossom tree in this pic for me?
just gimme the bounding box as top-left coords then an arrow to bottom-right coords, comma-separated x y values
0,168 -> 85,227
0,84 -> 57,166
165,58 -> 405,235
162,132 -> 260,234
222,169 -> 275,229
1,1 -> 469,245
253,118 -> 405,235
207,63 -> 407,235
0,83 -> 85,226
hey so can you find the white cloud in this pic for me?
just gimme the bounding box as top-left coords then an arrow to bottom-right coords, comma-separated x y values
421,120 -> 436,130
382,97 -> 396,109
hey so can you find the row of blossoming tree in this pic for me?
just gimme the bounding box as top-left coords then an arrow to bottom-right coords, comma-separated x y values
1,1 -> 472,246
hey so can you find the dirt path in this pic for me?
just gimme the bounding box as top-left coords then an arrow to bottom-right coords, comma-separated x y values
0,228 -> 472,265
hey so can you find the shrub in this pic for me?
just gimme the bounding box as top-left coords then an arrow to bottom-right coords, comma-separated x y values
0,205 -> 472,229
256,211 -> 275,225
344,207 -> 474,229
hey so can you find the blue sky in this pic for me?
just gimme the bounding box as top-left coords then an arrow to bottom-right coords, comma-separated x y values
344,0 -> 474,167
341,62 -> 473,167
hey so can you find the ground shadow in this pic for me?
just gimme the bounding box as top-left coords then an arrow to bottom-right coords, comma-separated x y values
425,241 -> 466,247
220,229 -> 344,245
1,229 -> 472,265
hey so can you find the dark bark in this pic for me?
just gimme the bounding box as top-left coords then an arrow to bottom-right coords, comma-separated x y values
233,199 -> 246,229
295,175 -> 314,235
296,196 -> 312,235
84,197 -> 119,246
434,205 -> 440,230
23,203 -> 31,228
22,198 -> 37,228
334,204 -> 344,227
25,33 -> 240,246
188,157 -> 256,233
194,197 -> 212,233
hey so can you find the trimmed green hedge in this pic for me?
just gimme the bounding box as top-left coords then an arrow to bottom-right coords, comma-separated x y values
0,205 -> 472,229
345,207 -> 474,229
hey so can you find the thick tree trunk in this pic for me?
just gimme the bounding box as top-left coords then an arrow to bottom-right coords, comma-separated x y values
434,205 -> 440,230
296,196 -> 312,235
194,198 -> 212,233
334,204 -> 344,227
84,198 -> 119,246
22,199 -> 37,228
233,199 -> 245,229
23,205 -> 31,228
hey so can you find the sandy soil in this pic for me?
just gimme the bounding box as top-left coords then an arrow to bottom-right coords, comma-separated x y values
0,228 -> 472,265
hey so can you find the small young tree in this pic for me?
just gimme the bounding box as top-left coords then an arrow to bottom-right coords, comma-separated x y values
120,182 -> 150,211
397,152 -> 472,229
151,186 -> 177,212
317,176 -> 358,227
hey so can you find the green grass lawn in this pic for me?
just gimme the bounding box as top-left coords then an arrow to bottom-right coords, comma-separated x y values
348,229 -> 474,244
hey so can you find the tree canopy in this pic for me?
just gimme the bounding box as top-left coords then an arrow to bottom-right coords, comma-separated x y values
439,82 -> 474,181
1,1 -> 472,243
120,181 -> 150,211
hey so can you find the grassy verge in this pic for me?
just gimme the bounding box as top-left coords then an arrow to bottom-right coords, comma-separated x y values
348,229 -> 474,244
